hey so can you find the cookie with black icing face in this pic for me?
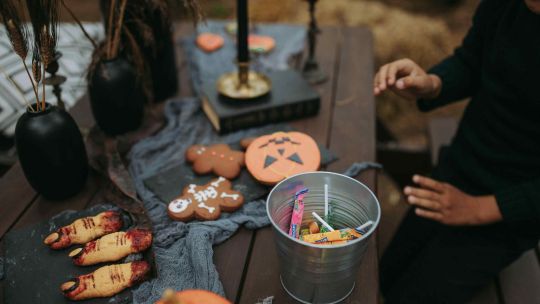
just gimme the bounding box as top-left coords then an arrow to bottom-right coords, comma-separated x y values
168,177 -> 244,222
186,144 -> 245,179
245,131 -> 321,185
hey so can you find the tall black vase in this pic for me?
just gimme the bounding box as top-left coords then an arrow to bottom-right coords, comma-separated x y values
89,57 -> 145,136
15,104 -> 88,200
100,0 -> 178,102
147,15 -> 178,102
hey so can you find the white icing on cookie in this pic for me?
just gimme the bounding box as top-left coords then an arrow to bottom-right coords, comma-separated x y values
198,202 -> 216,213
211,176 -> 226,188
193,186 -> 218,203
169,198 -> 192,213
187,184 -> 197,194
220,192 -> 239,200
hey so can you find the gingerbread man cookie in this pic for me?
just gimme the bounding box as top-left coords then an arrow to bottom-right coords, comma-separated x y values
168,177 -> 244,222
186,144 -> 245,179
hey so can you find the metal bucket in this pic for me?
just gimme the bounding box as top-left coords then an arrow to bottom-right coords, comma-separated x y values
266,171 -> 381,304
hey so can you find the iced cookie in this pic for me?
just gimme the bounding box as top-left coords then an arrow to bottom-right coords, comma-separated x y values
245,131 -> 321,185
186,144 -> 245,179
168,177 -> 244,222
196,33 -> 224,52
248,35 -> 275,54
44,211 -> 123,250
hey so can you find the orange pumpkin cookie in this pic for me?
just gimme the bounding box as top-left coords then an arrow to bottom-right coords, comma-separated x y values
186,144 -> 245,179
156,289 -> 231,304
245,132 -> 321,185
196,33 -> 224,52
168,177 -> 244,222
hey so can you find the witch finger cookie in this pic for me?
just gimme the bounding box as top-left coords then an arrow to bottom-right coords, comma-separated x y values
168,177 -> 244,222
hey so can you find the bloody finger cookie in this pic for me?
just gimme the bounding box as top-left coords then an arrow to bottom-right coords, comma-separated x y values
61,261 -> 150,300
186,144 -> 245,179
69,228 -> 153,266
168,177 -> 244,222
245,132 -> 321,185
44,211 -> 123,250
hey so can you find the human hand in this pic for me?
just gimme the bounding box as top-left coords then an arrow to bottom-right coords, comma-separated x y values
403,175 -> 503,226
373,58 -> 442,100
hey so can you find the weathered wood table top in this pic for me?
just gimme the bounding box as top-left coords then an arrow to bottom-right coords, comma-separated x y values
0,24 -> 377,303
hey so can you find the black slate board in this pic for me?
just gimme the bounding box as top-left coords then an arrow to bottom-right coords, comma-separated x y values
143,141 -> 337,205
3,204 -> 153,304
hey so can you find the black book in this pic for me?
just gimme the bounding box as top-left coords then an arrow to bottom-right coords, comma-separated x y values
201,69 -> 320,134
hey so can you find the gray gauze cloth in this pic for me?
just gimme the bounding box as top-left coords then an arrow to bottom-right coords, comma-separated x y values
128,21 -> 307,303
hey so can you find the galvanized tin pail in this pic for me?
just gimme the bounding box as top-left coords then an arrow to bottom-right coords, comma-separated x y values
266,171 -> 381,304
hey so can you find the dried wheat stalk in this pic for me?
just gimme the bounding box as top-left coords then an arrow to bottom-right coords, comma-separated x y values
0,0 -> 39,110
26,0 -> 60,111
60,0 -> 97,49
106,0 -> 117,58
110,0 -> 128,59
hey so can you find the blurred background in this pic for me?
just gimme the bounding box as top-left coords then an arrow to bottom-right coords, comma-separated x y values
2,0 -> 481,253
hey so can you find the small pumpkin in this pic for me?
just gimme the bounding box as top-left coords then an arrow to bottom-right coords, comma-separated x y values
245,131 -> 321,185
155,289 -> 231,304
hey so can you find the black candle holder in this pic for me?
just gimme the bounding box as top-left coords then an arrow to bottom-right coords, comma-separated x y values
302,0 -> 327,85
43,51 -> 67,110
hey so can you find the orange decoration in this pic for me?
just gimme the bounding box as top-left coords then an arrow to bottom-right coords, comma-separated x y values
245,131 -> 321,185
248,35 -> 275,54
196,33 -> 224,53
156,289 -> 231,304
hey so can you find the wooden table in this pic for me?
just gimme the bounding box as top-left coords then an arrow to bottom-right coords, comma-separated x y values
0,24 -> 377,303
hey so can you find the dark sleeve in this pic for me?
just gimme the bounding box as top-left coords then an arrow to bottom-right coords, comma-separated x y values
495,179 -> 540,236
417,0 -> 495,112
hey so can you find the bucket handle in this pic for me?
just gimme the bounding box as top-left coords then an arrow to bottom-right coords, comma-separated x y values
341,162 -> 382,179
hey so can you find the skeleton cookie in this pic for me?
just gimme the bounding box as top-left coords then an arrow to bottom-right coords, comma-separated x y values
186,144 -> 245,179
168,177 -> 244,222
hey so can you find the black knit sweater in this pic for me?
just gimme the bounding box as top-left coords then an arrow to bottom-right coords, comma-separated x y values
418,0 -> 540,237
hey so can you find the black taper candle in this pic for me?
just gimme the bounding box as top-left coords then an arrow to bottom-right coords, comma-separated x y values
237,0 -> 249,63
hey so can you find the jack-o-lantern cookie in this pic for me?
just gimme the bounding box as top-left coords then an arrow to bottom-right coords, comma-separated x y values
186,144 -> 245,179
245,132 -> 320,185
168,177 -> 244,222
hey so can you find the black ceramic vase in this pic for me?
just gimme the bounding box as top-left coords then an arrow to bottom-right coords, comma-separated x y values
100,0 -> 178,102
15,104 -> 88,200
89,57 -> 145,136
147,16 -> 178,102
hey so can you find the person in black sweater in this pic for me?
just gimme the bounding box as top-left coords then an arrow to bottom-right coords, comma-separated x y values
374,0 -> 540,302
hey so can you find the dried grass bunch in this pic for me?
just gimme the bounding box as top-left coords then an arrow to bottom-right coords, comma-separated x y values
0,0 -> 62,112
87,0 -> 202,101
27,0 -> 60,112
0,0 -> 36,111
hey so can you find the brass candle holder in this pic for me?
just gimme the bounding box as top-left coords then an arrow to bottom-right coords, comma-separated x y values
217,62 -> 271,100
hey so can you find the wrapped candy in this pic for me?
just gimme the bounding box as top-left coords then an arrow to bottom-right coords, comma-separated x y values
288,188 -> 309,239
